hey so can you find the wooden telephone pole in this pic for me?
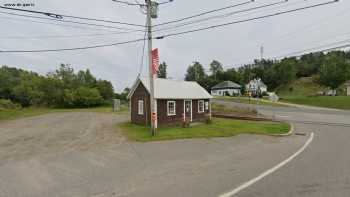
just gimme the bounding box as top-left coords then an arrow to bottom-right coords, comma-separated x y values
146,0 -> 157,136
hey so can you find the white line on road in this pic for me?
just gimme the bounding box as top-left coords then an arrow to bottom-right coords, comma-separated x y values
276,115 -> 290,118
219,132 -> 315,197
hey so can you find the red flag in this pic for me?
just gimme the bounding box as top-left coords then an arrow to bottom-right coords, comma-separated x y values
152,48 -> 159,74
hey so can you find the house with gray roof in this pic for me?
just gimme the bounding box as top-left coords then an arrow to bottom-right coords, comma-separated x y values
127,77 -> 212,126
211,81 -> 242,96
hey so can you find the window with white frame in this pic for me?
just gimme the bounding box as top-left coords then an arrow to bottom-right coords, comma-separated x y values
205,101 -> 209,111
138,100 -> 144,115
167,101 -> 176,116
198,100 -> 205,113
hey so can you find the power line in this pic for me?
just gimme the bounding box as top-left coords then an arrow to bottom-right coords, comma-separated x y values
137,21 -> 148,77
0,0 -> 338,53
269,5 -> 350,46
156,0 -> 339,39
0,29 -> 143,39
112,0 -> 173,6
157,0 -> 175,5
0,5 -> 145,27
0,10 -> 144,31
273,38 -> 350,59
0,38 -> 145,53
112,0 -> 145,6
153,0 -> 289,33
153,0 -> 255,27
0,15 -> 126,32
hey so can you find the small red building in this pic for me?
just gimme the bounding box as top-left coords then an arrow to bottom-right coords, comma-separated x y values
127,77 -> 213,126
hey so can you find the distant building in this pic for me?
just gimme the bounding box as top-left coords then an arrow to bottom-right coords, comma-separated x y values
246,78 -> 267,96
127,77 -> 212,126
345,81 -> 350,96
211,81 -> 242,96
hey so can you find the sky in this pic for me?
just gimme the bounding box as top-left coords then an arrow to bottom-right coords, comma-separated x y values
0,0 -> 348,92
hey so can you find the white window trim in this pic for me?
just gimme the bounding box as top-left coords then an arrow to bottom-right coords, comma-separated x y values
167,101 -> 176,116
198,100 -> 205,113
205,101 -> 209,111
138,100 -> 144,115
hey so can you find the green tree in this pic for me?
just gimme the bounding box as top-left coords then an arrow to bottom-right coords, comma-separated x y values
157,62 -> 167,78
209,60 -> 224,78
319,53 -> 350,94
275,58 -> 297,85
52,64 -> 77,89
185,61 -> 206,81
0,66 -> 23,100
77,69 -> 97,87
0,64 -> 114,108
39,77 -> 65,106
96,80 -> 114,100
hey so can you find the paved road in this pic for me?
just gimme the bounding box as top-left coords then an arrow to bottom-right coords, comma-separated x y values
215,99 -> 350,197
0,112 -> 307,197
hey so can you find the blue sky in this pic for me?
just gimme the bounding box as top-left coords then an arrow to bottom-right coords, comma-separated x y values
0,0 -> 348,92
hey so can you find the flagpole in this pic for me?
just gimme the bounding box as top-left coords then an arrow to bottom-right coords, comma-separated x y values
146,0 -> 157,136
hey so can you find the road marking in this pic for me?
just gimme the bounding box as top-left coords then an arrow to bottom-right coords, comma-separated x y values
276,115 -> 290,118
219,132 -> 314,197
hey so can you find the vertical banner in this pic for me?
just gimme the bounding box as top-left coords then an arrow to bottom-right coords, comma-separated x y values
152,48 -> 159,75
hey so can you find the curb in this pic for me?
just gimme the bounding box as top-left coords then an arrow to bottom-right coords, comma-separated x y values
212,114 -> 272,122
270,122 -> 294,137
277,101 -> 348,112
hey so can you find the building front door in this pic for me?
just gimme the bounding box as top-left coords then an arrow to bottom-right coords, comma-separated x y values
184,100 -> 192,122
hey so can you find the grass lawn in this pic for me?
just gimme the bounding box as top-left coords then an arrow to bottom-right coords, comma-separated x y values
0,105 -> 129,122
281,96 -> 350,110
119,118 -> 290,142
215,96 -> 285,107
211,103 -> 257,115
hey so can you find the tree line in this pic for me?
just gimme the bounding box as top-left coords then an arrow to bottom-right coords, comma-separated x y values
0,64 -> 114,108
183,51 -> 350,93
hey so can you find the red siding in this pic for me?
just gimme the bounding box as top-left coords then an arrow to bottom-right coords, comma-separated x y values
192,99 -> 210,122
131,82 -> 150,126
157,99 -> 184,125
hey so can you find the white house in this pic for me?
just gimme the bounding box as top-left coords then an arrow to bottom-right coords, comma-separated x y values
246,78 -> 267,96
211,81 -> 242,96
345,81 -> 350,96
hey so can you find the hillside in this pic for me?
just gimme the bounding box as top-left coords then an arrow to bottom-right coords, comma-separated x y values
276,77 -> 350,110
276,77 -> 326,97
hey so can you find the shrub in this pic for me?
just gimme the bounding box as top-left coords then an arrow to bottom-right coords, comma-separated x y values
74,87 -> 103,107
0,99 -> 21,110
63,87 -> 103,108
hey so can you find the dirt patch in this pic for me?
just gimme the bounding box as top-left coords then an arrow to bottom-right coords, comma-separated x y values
0,112 -> 128,162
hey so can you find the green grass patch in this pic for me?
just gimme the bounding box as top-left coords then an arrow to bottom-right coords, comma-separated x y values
281,96 -> 350,110
0,105 -> 129,122
215,96 -> 285,107
275,77 -> 350,110
119,118 -> 290,142
211,103 -> 257,115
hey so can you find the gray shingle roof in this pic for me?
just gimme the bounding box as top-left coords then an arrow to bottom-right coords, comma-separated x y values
128,77 -> 213,99
211,81 -> 241,90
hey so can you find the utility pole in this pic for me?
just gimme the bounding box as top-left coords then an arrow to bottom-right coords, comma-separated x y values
146,0 -> 157,136
257,45 -> 264,117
